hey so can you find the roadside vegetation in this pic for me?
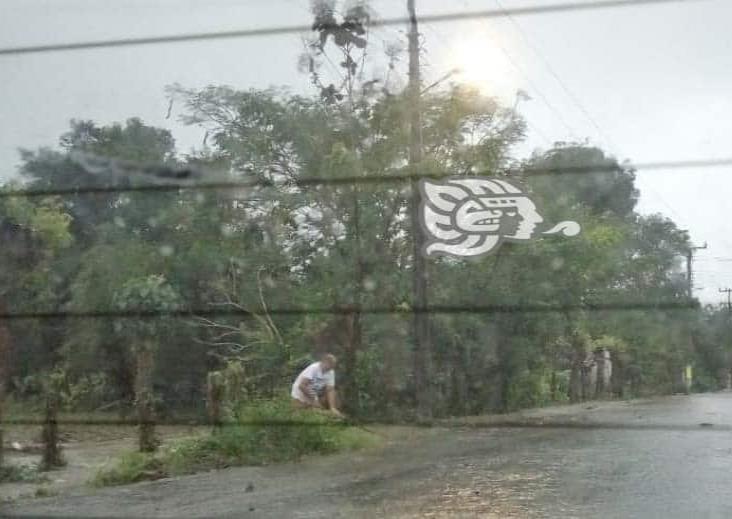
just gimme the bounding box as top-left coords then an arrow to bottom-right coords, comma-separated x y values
92,400 -> 377,487
0,464 -> 47,485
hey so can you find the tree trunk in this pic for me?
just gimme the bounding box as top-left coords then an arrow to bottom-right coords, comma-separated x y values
41,391 -> 63,470
565,312 -> 583,403
345,192 -> 363,415
0,380 -> 4,469
569,353 -> 583,403
0,310 -> 11,469
136,344 -> 158,453
628,365 -> 642,397
494,330 -> 513,413
595,349 -> 612,398
611,352 -> 625,398
581,362 -> 596,401
314,315 -> 359,413
342,311 -> 361,414
450,340 -> 469,415
206,371 -> 225,433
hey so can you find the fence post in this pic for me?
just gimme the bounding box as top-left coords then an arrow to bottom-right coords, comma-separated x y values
0,309 -> 10,469
206,371 -> 224,432
41,371 -> 65,470
0,378 -> 4,469
136,344 -> 158,453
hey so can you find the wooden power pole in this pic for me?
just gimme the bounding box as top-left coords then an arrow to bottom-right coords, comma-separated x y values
720,288 -> 732,313
407,0 -> 432,421
680,242 -> 706,393
686,242 -> 707,298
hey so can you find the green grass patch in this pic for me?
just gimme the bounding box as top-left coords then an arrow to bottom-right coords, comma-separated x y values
91,399 -> 377,487
0,463 -> 48,484
91,452 -> 166,487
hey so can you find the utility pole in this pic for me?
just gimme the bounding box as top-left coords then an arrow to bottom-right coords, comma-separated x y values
720,288 -> 732,390
407,0 -> 432,421
677,241 -> 707,394
720,288 -> 732,313
686,242 -> 708,298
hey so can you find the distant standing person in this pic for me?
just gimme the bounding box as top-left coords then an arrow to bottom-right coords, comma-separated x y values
291,354 -> 343,417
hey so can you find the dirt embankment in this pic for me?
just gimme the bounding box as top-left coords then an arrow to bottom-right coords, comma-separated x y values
1,424 -> 205,503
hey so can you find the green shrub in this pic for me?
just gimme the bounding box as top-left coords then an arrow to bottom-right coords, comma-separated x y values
61,372 -> 115,412
692,371 -> 719,393
92,398 -> 376,487
505,369 -> 552,412
91,452 -> 165,487
0,464 -> 47,484
552,370 -> 570,402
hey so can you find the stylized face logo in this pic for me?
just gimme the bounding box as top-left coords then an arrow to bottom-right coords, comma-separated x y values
453,196 -> 543,238
419,177 -> 579,259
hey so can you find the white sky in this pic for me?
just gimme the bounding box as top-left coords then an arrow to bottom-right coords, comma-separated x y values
0,0 -> 730,303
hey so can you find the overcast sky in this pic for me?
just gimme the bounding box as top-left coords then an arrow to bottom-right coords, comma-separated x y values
1,0 -> 730,303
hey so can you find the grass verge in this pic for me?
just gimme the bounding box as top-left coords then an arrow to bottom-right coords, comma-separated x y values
91,399 -> 378,487
0,463 -> 49,484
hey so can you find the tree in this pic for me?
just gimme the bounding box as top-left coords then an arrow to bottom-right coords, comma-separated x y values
20,118 -> 176,245
0,191 -> 73,382
113,275 -> 182,452
526,145 -> 639,218
0,7 -> 711,425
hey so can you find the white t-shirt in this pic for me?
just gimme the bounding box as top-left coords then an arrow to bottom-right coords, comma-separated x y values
291,361 -> 335,403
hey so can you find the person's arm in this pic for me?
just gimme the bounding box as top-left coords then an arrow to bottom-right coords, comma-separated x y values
325,386 -> 343,417
299,378 -> 321,407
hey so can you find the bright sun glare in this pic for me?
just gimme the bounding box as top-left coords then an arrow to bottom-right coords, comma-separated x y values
449,31 -> 522,102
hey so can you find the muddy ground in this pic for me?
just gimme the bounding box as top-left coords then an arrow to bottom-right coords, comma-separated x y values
5,395 -> 732,518
1,423 -> 205,503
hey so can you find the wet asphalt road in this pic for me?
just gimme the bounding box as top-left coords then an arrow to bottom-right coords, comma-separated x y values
5,393 -> 732,518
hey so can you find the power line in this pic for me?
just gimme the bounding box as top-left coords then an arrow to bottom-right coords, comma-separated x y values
6,417 -> 731,432
2,155 -> 731,200
492,0 -> 618,152
635,171 -> 690,224
452,0 -> 581,142
458,0 -> 695,230
472,21 -> 582,142
0,0 -> 706,228
421,20 -> 556,147
636,178 -> 687,224
0,300 -> 698,322
0,0 -> 702,57
437,1 -> 682,241
490,0 -> 690,225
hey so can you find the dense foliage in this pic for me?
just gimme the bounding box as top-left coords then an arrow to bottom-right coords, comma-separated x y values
1,2 -> 728,424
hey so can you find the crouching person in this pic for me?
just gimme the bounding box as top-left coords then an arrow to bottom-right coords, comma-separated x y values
291,354 -> 343,418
